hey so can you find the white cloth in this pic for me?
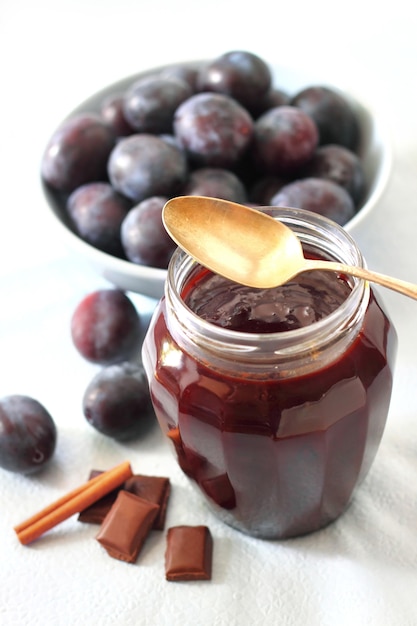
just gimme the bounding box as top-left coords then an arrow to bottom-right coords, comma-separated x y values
1,1 -> 417,624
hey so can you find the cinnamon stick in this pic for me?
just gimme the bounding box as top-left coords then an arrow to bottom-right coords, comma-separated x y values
14,460 -> 133,545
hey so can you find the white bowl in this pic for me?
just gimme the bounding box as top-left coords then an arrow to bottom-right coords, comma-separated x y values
42,60 -> 392,300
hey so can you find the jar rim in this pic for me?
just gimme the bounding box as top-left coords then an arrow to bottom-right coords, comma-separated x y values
165,207 -> 368,359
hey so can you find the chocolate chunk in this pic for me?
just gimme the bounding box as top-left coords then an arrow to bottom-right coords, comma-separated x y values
78,470 -> 170,528
165,525 -> 213,581
78,470 -> 121,524
96,491 -> 159,563
123,474 -> 171,530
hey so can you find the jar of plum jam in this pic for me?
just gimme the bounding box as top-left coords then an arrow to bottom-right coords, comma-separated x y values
142,207 -> 397,539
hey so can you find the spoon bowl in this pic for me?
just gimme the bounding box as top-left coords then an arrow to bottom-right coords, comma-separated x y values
163,196 -> 417,300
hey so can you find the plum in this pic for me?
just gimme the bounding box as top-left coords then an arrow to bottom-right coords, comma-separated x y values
0,395 -> 57,474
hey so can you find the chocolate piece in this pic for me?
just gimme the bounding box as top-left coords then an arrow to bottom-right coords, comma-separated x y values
96,491 -> 159,563
78,471 -> 171,528
165,525 -> 213,581
78,470 -> 121,524
124,474 -> 170,530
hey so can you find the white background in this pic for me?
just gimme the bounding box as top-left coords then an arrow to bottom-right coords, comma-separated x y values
1,1 -> 417,624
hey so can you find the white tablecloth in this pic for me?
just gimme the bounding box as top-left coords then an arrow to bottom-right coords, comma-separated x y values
1,1 -> 417,624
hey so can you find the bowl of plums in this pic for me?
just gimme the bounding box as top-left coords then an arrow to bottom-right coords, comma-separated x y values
41,50 -> 391,299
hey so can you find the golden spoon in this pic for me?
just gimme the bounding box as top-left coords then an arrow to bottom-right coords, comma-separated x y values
163,196 -> 417,299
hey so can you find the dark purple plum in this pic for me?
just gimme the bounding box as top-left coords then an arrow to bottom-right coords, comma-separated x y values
271,177 -> 355,225
291,86 -> 360,150
302,144 -> 366,205
41,113 -> 116,192
121,196 -> 175,268
123,76 -> 192,134
173,92 -> 253,168
181,167 -> 248,203
82,362 -> 152,440
108,133 -> 188,202
67,182 -> 132,257
100,93 -> 135,137
197,50 -> 271,111
253,105 -> 319,175
0,395 -> 57,475
71,289 -> 142,364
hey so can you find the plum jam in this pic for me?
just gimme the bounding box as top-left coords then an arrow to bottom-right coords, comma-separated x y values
183,267 -> 352,333
142,208 -> 397,539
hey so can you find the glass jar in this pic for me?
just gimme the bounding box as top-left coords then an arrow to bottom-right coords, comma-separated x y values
142,207 -> 397,539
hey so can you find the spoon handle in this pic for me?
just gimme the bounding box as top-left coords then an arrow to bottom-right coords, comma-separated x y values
303,259 -> 417,300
